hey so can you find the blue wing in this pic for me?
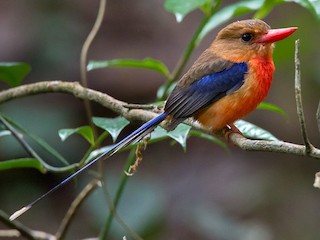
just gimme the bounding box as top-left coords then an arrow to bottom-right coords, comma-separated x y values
165,62 -> 248,128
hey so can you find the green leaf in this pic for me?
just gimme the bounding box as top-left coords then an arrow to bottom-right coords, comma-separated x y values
254,0 -> 282,19
92,116 -> 130,142
308,0 -> 320,18
167,124 -> 191,151
234,120 -> 279,141
150,124 -> 191,150
257,102 -> 287,117
255,0 -> 320,20
0,158 -> 46,173
165,0 -> 211,22
150,126 -> 170,142
87,58 -> 170,78
88,122 -> 167,162
197,0 -> 266,44
86,145 -> 114,162
0,62 -> 31,87
156,81 -> 177,100
59,126 -> 95,145
89,123 -> 190,160
287,0 -> 320,19
190,130 -> 227,149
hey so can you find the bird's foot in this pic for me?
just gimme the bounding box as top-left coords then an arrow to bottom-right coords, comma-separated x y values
222,123 -> 242,141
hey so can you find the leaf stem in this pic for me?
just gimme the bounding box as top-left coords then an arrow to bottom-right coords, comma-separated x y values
0,114 -> 78,173
169,16 -> 208,81
159,0 -> 222,100
3,115 -> 69,165
55,179 -> 102,240
0,115 -> 39,160
80,131 -> 110,166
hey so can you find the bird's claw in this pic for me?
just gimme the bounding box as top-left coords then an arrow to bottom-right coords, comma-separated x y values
222,123 -> 243,141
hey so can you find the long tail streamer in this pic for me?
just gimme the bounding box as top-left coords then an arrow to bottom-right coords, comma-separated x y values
10,113 -> 168,221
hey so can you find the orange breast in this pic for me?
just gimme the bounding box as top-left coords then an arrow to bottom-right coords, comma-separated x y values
195,57 -> 275,131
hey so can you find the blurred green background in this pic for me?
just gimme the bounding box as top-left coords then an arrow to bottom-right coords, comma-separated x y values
0,0 -> 319,239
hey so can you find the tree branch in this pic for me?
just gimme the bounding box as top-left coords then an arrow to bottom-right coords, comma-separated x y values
0,81 -> 159,123
0,80 -> 319,160
229,133 -> 320,159
0,81 -> 124,114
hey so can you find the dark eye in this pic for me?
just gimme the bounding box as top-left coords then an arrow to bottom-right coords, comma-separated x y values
241,33 -> 253,42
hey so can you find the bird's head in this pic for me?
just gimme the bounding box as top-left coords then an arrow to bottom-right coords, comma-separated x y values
210,19 -> 297,62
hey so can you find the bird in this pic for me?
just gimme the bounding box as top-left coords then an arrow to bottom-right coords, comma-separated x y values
10,19 -> 297,220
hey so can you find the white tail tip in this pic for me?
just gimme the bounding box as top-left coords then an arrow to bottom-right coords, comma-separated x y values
9,206 -> 31,221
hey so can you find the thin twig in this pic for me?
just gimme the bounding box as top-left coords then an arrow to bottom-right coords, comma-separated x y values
0,115 -> 39,160
27,231 -> 56,240
294,39 -> 314,154
55,179 -> 102,240
0,114 -> 79,173
0,209 -> 35,240
0,209 -> 55,240
0,229 -> 20,238
3,115 -> 69,166
80,0 -> 107,134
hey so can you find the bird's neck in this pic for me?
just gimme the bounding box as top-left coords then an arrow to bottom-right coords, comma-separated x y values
210,43 -> 274,63
248,56 -> 275,99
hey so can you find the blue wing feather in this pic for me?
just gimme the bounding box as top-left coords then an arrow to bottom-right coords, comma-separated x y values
190,62 -> 247,94
165,62 -> 248,128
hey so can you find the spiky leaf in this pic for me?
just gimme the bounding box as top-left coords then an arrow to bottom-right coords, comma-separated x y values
234,120 -> 278,141
87,58 -> 170,78
93,116 -> 130,142
165,0 -> 212,22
